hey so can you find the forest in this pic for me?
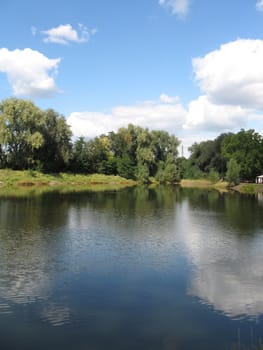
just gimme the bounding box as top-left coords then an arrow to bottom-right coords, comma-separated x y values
1,98 -> 263,185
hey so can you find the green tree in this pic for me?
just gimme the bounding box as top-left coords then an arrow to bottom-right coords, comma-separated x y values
150,130 -> 179,176
226,159 -> 241,186
175,157 -> 188,179
156,161 -> 180,184
186,134 -> 229,177
38,109 -> 72,172
116,156 -> 135,179
85,135 -> 111,174
0,98 -> 45,169
0,99 -> 72,171
222,129 -> 263,181
135,163 -> 150,183
71,137 -> 90,173
0,144 -> 6,168
208,168 -> 220,183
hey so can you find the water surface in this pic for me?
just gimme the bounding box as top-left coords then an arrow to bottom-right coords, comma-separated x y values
0,186 -> 263,349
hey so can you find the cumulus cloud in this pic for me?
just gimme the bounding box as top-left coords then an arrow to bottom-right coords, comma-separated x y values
256,0 -> 263,11
159,0 -> 190,16
184,39 -> 263,132
69,38 -> 263,151
0,48 -> 61,97
67,94 -> 187,138
184,95 -> 253,131
193,39 -> 263,109
42,23 -> 97,44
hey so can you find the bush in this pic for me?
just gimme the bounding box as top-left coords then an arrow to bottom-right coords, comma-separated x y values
208,168 -> 220,183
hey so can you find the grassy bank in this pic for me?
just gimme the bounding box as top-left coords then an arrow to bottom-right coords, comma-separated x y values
1,170 -> 263,196
0,169 -> 136,193
233,183 -> 263,194
180,179 -> 263,194
180,179 -> 229,191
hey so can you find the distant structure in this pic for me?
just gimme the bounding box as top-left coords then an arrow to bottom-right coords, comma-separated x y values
256,175 -> 263,184
181,145 -> 184,158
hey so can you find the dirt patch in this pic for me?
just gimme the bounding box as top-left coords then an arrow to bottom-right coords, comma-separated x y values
17,181 -> 35,187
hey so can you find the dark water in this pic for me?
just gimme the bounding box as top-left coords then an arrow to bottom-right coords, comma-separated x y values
0,186 -> 263,350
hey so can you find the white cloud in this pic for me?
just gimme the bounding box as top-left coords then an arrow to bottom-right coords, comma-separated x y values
256,0 -> 263,11
69,38 -> 263,153
184,39 -> 263,134
0,48 -> 61,97
159,0 -> 190,16
42,24 -> 96,45
67,94 -> 187,139
184,95 -> 253,131
193,39 -> 263,109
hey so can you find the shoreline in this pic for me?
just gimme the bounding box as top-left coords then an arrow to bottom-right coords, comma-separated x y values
1,170 -> 263,195
0,170 -> 137,196
180,179 -> 263,194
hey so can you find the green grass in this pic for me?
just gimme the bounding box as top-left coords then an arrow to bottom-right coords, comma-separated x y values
234,183 -> 263,194
180,179 -> 263,194
0,169 -> 136,196
180,179 -> 228,191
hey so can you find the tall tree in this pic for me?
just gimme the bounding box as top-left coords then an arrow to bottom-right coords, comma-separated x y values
0,99 -> 72,171
38,109 -> 72,172
222,129 -> 263,181
0,98 -> 45,169
226,158 -> 241,186
71,137 -> 90,173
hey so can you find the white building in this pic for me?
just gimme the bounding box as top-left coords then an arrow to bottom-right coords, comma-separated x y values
256,175 -> 263,184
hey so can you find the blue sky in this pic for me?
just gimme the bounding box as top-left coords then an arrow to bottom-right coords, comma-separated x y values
1,0 -> 263,154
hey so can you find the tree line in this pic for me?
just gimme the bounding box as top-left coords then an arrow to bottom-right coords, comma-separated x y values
0,98 -> 180,183
182,129 -> 263,184
0,98 -> 263,184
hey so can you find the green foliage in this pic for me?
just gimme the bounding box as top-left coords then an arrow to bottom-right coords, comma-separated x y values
70,137 -> 90,173
175,157 -> 188,179
183,164 -> 205,179
0,98 -> 45,169
4,98 -> 262,185
116,156 -> 135,179
135,163 -> 150,183
40,109 -> 72,172
182,129 -> 263,183
208,168 -> 220,183
99,157 -> 118,175
226,158 -> 241,186
107,125 -> 180,183
186,133 -> 228,177
69,124 -> 180,183
163,163 -> 180,183
156,160 -> 180,184
222,129 -> 263,181
0,99 -> 72,172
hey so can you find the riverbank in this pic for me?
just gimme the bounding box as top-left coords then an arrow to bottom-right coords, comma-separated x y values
1,170 -> 263,196
0,170 -> 136,190
180,179 -> 229,191
180,179 -> 263,194
233,183 -> 263,194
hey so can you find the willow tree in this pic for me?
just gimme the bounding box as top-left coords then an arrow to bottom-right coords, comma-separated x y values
37,108 -> 72,172
0,98 -> 45,169
0,98 -> 72,171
